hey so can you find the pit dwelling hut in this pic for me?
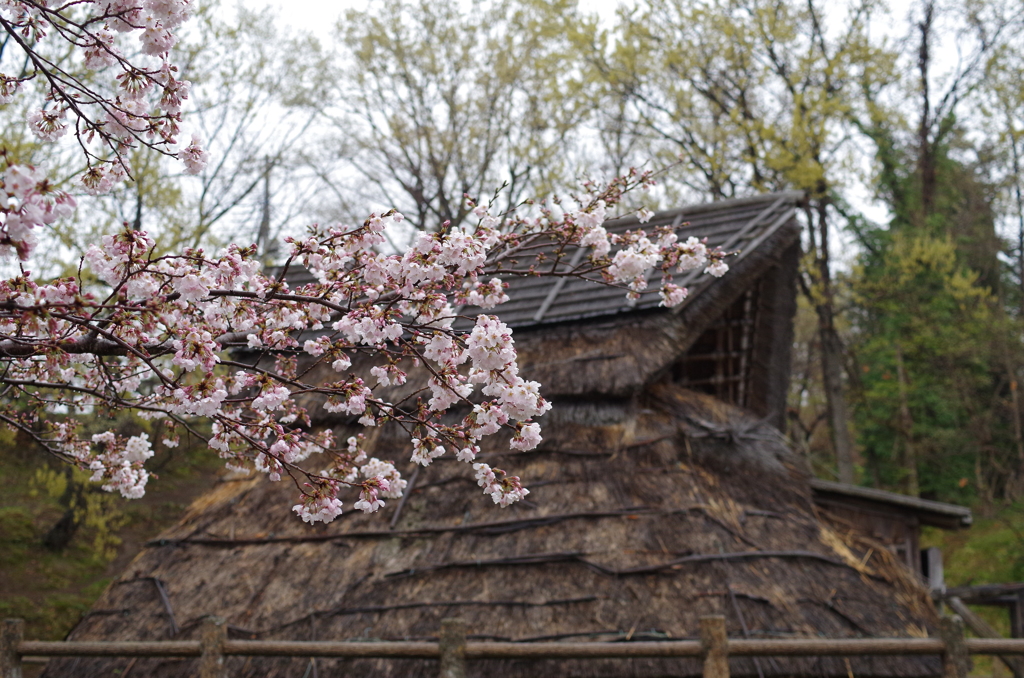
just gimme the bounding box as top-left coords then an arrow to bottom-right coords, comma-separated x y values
46,191 -> 962,678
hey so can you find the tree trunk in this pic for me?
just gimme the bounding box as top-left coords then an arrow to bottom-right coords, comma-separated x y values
257,158 -> 275,265
808,198 -> 856,484
820,322 -> 855,483
916,0 -> 936,225
894,342 -> 920,496
1009,124 -> 1024,310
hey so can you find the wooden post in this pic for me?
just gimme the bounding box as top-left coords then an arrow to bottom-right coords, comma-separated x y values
922,547 -> 945,593
940,615 -> 969,678
0,619 -> 24,678
439,618 -> 467,678
199,616 -> 227,678
946,596 -> 1024,678
1012,591 -> 1024,639
700,615 -> 729,678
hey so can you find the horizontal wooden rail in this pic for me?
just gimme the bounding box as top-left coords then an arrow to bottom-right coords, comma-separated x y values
463,640 -> 702,659
19,640 -> 201,657
730,638 -> 948,656
13,637 -> 1024,659
8,615 -> 1024,678
968,639 -> 1024,655
223,640 -> 440,658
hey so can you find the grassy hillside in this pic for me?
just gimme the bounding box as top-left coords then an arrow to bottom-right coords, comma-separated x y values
0,426 -> 221,641
926,505 -> 1024,588
922,501 -> 1024,676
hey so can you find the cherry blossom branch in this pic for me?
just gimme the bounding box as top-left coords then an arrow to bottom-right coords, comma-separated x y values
0,0 -> 731,521
0,0 -> 203,211
12,177 -> 731,519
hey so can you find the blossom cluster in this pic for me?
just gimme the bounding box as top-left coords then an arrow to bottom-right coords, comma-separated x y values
47,425 -> 154,498
474,462 -> 529,507
570,201 -> 729,302
0,161 -> 77,259
0,159 -> 727,522
0,0 -> 729,523
0,0 -> 204,201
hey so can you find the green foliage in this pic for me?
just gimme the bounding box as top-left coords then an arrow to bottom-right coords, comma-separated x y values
0,507 -> 35,566
0,452 -> 119,639
0,417 -> 222,641
30,467 -> 129,561
933,513 -> 1024,586
922,508 -> 1024,676
851,232 -> 1010,500
924,503 -> 1024,644
843,47 -> 1024,498
0,593 -> 106,642
327,0 -> 593,230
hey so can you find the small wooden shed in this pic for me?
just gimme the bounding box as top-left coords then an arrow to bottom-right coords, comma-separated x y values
44,192 -> 958,678
810,479 -> 971,583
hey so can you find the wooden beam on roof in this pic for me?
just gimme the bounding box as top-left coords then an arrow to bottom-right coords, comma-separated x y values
627,189 -> 806,225
533,245 -> 588,323
671,205 -> 798,308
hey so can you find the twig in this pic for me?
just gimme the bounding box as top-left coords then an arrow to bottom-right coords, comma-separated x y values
389,466 -> 419,530
148,577 -> 179,637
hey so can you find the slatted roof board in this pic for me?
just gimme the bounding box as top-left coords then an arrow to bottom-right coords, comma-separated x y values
462,190 -> 805,329
277,191 -> 804,331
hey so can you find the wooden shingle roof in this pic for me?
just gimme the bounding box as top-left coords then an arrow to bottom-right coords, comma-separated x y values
278,191 -> 804,334
477,190 -> 805,329
810,478 -> 973,529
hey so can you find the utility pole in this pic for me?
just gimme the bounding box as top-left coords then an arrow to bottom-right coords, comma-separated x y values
133,177 -> 143,231
257,157 -> 275,265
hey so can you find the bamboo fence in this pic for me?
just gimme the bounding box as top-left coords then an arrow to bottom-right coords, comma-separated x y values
4,615 -> 1022,678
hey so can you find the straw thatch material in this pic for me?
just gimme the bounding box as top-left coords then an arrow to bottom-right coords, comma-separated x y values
44,193 -> 944,677
44,385 -> 940,677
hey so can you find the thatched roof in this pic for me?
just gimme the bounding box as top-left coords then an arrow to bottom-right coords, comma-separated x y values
44,192 -> 946,677
278,192 -> 803,425
43,387 -> 941,678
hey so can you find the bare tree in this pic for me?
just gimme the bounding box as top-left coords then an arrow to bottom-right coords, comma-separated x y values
317,0 -> 593,233
595,0 -> 888,481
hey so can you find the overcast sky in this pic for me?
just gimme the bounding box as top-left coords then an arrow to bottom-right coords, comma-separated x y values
249,0 -> 953,240
258,0 -> 920,41
255,0 -> 624,39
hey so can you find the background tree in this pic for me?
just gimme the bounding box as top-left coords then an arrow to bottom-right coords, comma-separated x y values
850,227 -> 1011,501
845,0 -> 1024,500
585,0 -> 891,482
50,5 -> 333,267
315,0 -> 594,234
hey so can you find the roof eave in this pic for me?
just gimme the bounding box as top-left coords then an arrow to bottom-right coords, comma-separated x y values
810,478 -> 973,529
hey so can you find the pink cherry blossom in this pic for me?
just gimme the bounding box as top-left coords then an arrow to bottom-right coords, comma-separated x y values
0,70 -> 726,523
27,108 -> 68,142
510,422 -> 542,451
179,135 -> 208,175
659,283 -> 688,307
705,260 -> 729,277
